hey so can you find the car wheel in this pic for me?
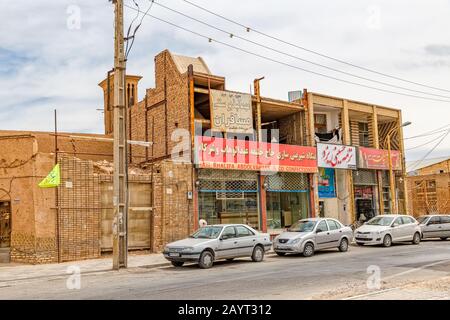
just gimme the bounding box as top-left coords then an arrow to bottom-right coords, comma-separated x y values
338,238 -> 349,252
356,242 -> 364,246
171,261 -> 184,267
412,232 -> 421,245
198,251 -> 214,269
251,245 -> 265,262
302,242 -> 314,257
275,251 -> 286,256
382,234 -> 392,247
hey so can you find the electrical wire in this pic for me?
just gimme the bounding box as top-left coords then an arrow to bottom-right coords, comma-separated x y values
125,0 -> 155,59
153,0 -> 450,100
125,0 -> 141,58
407,129 -> 450,172
405,131 -> 450,150
123,4 -> 450,103
404,124 -> 450,140
182,0 -> 450,94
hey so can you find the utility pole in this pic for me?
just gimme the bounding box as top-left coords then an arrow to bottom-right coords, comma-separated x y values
112,0 -> 128,270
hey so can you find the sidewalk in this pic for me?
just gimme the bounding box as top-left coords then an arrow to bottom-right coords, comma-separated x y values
0,250 -> 277,284
0,252 -> 169,284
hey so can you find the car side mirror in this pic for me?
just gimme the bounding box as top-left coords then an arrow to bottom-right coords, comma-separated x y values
316,229 -> 323,233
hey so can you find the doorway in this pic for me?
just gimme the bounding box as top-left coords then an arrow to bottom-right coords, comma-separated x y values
354,186 -> 375,222
0,201 -> 11,263
266,191 -> 309,231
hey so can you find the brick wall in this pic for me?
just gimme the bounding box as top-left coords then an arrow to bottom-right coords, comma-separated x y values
131,50 -> 190,164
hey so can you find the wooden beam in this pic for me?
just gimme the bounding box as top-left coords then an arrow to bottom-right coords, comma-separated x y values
194,87 -> 209,94
372,106 -> 379,149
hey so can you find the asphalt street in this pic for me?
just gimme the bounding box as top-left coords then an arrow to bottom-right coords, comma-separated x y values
0,240 -> 449,299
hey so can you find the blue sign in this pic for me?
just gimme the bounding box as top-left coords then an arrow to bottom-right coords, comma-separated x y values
318,168 -> 336,198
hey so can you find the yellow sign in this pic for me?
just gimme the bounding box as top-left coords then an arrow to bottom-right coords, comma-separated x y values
38,164 -> 60,188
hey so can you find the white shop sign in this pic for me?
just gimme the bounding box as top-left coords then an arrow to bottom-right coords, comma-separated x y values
317,143 -> 356,169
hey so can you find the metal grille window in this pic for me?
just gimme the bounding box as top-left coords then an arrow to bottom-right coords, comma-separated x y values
198,169 -> 258,192
265,172 -> 309,191
353,170 -> 377,185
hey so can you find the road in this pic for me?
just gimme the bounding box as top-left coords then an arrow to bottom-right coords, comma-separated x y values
1,240 -> 449,299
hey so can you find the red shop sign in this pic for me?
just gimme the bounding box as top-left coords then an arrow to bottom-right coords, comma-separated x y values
195,136 -> 318,173
357,147 -> 402,170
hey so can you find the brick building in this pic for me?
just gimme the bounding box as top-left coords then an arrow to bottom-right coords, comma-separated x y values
126,49 -> 409,238
406,157 -> 450,216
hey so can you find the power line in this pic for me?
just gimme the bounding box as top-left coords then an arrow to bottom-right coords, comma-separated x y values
153,0 -> 450,100
182,0 -> 450,94
407,130 -> 450,172
123,4 -> 450,103
405,131 -> 449,151
125,0 -> 155,59
404,124 -> 450,140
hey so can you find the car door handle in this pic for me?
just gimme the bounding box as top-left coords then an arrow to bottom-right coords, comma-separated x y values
339,230 -> 342,233
253,239 -> 256,241
234,241 -> 238,244
327,232 -> 330,235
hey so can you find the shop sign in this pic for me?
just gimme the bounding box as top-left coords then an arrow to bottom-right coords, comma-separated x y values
317,143 -> 356,169
210,89 -> 253,134
318,168 -> 336,198
195,136 -> 317,173
357,147 -> 401,170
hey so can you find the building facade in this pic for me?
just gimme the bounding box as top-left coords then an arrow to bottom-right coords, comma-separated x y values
127,50 -> 409,238
406,157 -> 450,216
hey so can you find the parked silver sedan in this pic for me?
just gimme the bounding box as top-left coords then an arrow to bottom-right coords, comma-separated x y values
163,224 -> 272,269
273,218 -> 353,257
417,214 -> 450,240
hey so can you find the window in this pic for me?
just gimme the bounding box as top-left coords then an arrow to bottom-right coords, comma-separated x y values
401,217 -> 414,224
316,220 -> 329,232
441,216 -> 450,224
327,220 -> 340,230
393,217 -> 403,226
221,226 -> 236,239
429,216 -> 440,225
314,114 -> 328,133
236,226 -> 254,237
358,122 -> 370,147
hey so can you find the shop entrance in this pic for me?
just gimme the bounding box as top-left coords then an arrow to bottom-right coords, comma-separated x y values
353,170 -> 377,223
266,191 -> 309,230
0,201 -> 11,263
197,169 -> 260,230
354,186 -> 375,222
265,172 -> 310,232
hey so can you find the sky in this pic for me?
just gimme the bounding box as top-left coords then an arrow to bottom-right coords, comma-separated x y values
1,0 -> 450,163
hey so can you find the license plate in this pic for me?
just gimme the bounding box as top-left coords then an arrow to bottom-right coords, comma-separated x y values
169,253 -> 181,257
277,245 -> 287,249
358,234 -> 368,238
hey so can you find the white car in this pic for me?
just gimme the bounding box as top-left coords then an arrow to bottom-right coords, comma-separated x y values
354,215 -> 422,247
417,215 -> 450,240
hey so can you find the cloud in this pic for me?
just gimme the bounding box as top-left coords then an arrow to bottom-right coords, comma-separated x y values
425,44 -> 450,56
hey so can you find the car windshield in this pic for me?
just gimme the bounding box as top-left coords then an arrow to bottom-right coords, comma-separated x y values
189,226 -> 223,239
288,220 -> 316,232
416,216 -> 429,224
366,216 -> 395,226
